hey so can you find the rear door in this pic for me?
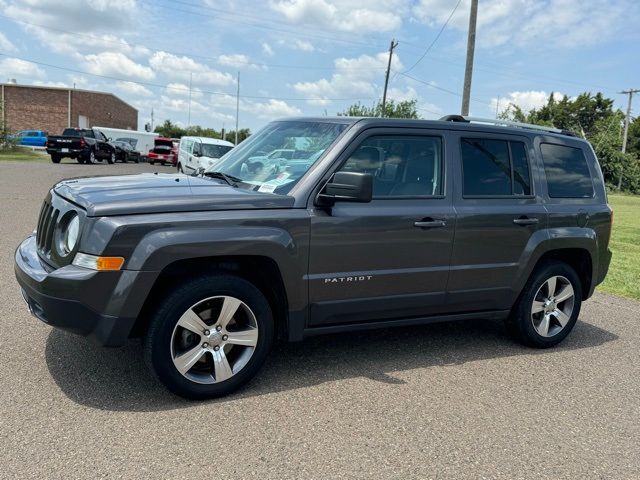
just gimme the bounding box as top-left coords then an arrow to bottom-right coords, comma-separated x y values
448,131 -> 547,312
307,128 -> 455,327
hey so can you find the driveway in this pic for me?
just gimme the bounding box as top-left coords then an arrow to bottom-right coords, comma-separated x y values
0,161 -> 638,479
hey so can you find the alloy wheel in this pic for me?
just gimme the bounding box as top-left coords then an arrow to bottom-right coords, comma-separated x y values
530,275 -> 575,337
170,295 -> 259,384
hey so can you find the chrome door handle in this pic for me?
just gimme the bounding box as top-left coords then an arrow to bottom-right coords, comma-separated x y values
513,217 -> 539,226
414,219 -> 447,228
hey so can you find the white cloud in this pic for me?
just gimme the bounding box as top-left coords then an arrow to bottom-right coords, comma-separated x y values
413,0 -> 632,48
293,51 -> 403,105
261,42 -> 274,56
0,32 -> 17,52
0,57 -> 45,81
84,52 -> 155,80
149,51 -> 235,87
158,95 -> 235,122
490,90 -> 565,114
165,82 -> 203,98
116,81 -> 153,97
293,39 -> 314,52
250,99 -> 302,119
270,0 -> 407,32
218,54 -> 263,70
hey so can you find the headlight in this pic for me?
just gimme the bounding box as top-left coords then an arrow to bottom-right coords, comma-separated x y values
63,213 -> 80,254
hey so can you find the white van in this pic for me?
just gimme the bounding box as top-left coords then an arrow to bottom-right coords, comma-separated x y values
178,137 -> 235,173
94,127 -> 158,161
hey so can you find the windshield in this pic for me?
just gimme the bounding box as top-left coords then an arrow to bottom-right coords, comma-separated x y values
204,120 -> 348,194
201,144 -> 233,158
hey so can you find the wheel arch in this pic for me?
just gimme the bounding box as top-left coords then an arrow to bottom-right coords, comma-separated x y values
131,255 -> 290,341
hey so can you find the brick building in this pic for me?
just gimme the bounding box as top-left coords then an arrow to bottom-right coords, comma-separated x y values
0,83 -> 138,134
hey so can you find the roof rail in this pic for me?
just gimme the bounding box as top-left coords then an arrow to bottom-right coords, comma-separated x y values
439,115 -> 577,137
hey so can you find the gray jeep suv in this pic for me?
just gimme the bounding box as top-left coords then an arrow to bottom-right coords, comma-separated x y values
15,116 -> 613,399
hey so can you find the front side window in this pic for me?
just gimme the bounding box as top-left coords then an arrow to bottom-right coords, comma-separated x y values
540,143 -> 593,198
461,138 -> 531,196
339,135 -> 443,197
205,120 -> 348,193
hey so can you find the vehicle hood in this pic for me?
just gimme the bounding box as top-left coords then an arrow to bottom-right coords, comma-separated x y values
53,173 -> 294,216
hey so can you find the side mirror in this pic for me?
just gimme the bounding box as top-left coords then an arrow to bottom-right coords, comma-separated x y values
318,171 -> 373,204
193,151 -> 201,157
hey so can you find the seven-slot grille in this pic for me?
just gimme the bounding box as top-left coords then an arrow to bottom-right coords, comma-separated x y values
35,199 -> 59,255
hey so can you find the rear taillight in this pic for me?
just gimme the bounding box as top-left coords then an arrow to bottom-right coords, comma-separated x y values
79,138 -> 86,147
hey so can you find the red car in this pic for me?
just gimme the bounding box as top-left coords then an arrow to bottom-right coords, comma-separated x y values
148,137 -> 178,166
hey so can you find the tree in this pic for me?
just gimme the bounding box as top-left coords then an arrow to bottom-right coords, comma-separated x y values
338,99 -> 420,119
224,128 -> 251,144
0,100 -> 16,150
154,120 -> 186,138
501,91 -> 640,193
153,121 -> 251,144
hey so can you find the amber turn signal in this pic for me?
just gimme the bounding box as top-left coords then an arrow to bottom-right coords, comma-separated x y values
72,253 -> 125,271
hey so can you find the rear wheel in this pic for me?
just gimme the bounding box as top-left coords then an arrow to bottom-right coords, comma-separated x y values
506,260 -> 582,348
107,152 -> 115,164
143,274 -> 274,399
149,160 -> 155,165
51,154 -> 61,164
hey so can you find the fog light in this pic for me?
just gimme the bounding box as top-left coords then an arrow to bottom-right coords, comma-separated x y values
73,253 -> 125,271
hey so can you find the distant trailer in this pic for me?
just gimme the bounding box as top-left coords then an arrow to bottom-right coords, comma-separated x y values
94,126 -> 158,161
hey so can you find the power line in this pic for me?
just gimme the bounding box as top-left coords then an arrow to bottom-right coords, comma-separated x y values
395,70 -> 491,107
402,0 -> 463,75
0,52 -> 377,102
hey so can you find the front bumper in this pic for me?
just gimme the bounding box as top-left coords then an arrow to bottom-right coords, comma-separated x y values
14,235 -> 152,346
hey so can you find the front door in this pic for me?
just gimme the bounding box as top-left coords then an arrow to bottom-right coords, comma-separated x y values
307,131 -> 455,327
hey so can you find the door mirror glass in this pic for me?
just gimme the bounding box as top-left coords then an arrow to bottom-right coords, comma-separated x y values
319,171 -> 373,203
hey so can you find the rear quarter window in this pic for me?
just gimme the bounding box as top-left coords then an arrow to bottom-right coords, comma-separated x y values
540,143 -> 594,198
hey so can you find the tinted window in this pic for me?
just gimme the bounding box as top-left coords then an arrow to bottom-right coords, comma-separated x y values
340,136 -> 443,197
540,143 -> 593,198
510,142 -> 531,195
462,138 -> 511,195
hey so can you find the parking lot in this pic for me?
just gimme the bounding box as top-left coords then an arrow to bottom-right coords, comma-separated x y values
0,160 -> 638,479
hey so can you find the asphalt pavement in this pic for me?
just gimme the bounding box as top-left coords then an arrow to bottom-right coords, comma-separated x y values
0,160 -> 638,479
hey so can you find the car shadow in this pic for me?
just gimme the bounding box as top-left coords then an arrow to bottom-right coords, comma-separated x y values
45,317 -> 618,412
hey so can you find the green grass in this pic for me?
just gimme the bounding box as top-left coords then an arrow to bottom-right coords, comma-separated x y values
598,194 -> 640,300
0,147 -> 48,161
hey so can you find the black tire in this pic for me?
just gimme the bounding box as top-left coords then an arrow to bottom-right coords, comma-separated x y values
76,157 -> 84,164
51,154 -> 61,164
177,163 -> 184,173
149,160 -> 155,165
143,273 -> 274,399
133,156 -> 139,164
506,260 -> 582,348
107,152 -> 115,164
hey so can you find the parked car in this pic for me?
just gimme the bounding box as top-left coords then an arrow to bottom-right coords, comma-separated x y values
177,136 -> 234,173
15,130 -> 48,147
46,128 -> 115,164
95,127 -> 158,162
147,137 -> 177,165
111,140 -> 140,163
15,116 -> 613,400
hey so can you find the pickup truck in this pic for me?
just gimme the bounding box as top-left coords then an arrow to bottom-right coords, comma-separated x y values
46,128 -> 116,164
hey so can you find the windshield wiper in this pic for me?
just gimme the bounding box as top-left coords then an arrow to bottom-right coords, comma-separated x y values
202,171 -> 242,187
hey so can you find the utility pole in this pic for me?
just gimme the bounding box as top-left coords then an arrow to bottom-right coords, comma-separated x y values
461,0 -> 478,116
151,107 -> 154,131
187,72 -> 192,128
235,71 -> 240,145
618,88 -> 639,189
381,39 -> 398,117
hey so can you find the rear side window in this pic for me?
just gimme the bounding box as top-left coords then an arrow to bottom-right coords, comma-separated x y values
461,138 -> 531,196
540,143 -> 593,198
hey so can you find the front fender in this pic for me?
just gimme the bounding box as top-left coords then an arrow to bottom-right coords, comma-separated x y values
126,225 -> 307,311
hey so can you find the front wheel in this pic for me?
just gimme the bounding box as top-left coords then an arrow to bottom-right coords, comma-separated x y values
107,152 -> 115,164
143,274 -> 274,399
506,260 -> 582,348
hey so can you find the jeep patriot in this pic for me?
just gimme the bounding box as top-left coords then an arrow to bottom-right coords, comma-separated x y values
15,116 -> 613,399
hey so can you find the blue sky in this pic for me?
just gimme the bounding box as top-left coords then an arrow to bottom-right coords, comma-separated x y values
0,0 -> 638,132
